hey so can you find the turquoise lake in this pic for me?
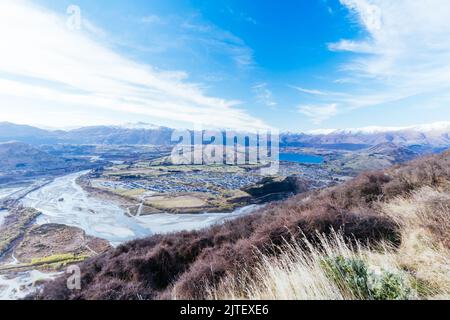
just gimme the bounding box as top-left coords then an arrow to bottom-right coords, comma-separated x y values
279,153 -> 324,164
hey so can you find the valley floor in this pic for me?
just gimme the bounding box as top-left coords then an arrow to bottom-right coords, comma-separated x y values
0,171 -> 261,299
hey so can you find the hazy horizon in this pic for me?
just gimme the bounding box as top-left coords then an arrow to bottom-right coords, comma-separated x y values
3,119 -> 450,135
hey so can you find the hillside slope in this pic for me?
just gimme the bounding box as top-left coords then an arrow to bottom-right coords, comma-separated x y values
61,125 -> 173,145
33,149 -> 450,300
0,141 -> 66,171
208,185 -> 450,299
0,141 -> 98,185
325,142 -> 421,176
0,122 -> 60,144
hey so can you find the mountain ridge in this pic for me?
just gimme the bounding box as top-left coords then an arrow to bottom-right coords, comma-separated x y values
0,121 -> 449,148
305,121 -> 450,135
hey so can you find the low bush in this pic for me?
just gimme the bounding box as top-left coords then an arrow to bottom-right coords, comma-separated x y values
321,256 -> 370,299
321,256 -> 412,300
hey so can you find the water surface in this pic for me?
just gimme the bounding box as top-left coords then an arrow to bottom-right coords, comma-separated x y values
21,172 -> 259,246
279,153 -> 324,164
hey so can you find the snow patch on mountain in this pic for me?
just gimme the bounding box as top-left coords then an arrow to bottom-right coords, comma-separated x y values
306,122 -> 450,135
116,122 -> 162,130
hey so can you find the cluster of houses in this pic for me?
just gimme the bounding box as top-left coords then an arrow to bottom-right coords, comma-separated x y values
94,171 -> 262,195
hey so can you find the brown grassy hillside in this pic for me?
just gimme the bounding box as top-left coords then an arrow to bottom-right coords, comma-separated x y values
207,185 -> 450,299
33,150 -> 450,300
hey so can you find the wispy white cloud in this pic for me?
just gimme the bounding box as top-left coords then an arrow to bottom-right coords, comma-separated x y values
180,16 -> 255,68
0,0 -> 267,130
140,14 -> 164,25
252,83 -> 277,108
113,13 -> 251,71
290,86 -> 328,96
299,0 -> 450,124
297,104 -> 338,124
331,0 -> 450,92
320,0 -> 335,15
225,6 -> 258,25
289,85 -> 348,97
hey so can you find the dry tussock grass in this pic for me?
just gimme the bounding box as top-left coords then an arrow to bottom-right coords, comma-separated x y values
205,186 -> 450,300
205,232 -> 411,300
381,187 -> 450,297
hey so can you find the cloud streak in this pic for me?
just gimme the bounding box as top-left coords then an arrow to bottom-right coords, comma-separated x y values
252,83 -> 277,108
297,104 -> 338,124
0,0 -> 267,130
298,0 -> 450,124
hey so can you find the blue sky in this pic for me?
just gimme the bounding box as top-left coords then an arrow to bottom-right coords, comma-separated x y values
1,0 -> 450,131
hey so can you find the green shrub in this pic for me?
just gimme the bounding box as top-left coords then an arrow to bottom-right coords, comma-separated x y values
321,256 -> 370,299
322,256 -> 413,300
368,270 -> 412,300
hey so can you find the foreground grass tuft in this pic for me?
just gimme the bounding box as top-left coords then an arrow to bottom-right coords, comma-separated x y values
205,232 -> 420,300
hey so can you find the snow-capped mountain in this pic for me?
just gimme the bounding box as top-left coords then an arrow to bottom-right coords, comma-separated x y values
282,122 -> 450,148
306,122 -> 450,135
0,121 -> 449,148
115,122 -> 162,130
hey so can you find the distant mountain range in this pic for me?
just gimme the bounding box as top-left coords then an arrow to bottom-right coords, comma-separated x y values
282,122 -> 450,149
0,122 -> 173,146
0,122 -> 61,145
0,121 -> 449,149
306,122 -> 450,135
